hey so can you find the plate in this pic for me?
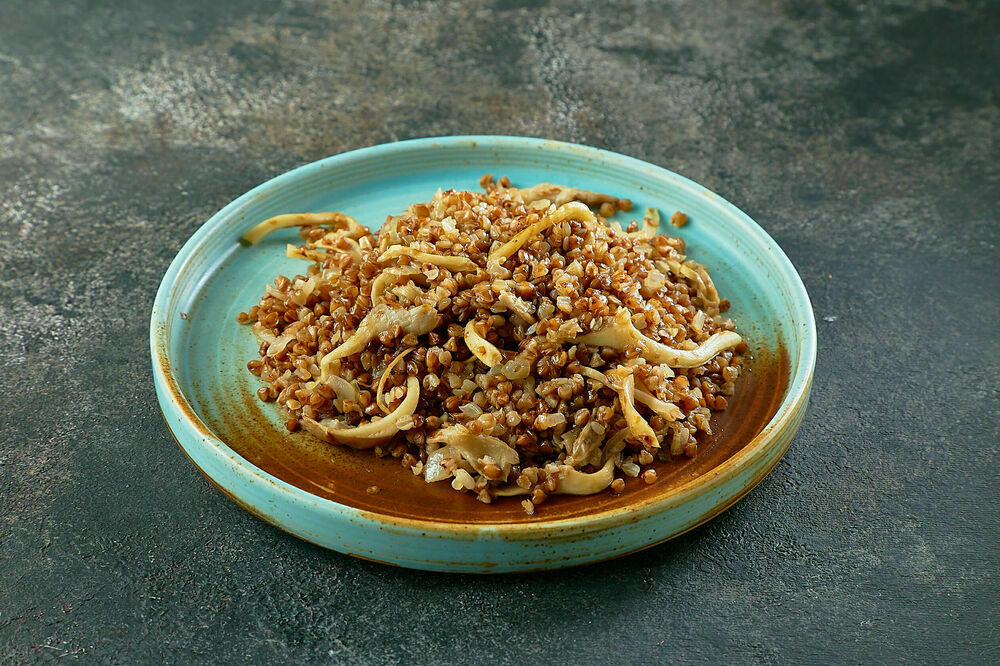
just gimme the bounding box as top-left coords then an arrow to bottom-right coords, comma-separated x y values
150,136 -> 816,572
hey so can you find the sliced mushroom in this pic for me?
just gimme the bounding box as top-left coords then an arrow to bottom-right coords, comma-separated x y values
318,304 -> 441,379
285,244 -> 327,262
300,376 -> 420,449
369,266 -> 425,304
569,420 -> 607,467
513,183 -> 623,209
322,374 -> 361,411
578,308 -> 742,368
464,320 -> 504,368
425,425 -> 519,480
487,202 -> 597,272
579,366 -> 683,423
633,389 -> 683,423
606,370 -> 658,450
241,212 -> 366,245
378,245 -> 478,272
553,457 -> 616,495
496,290 -> 536,323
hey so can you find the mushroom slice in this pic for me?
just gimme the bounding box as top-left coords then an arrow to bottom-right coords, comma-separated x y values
487,202 -> 596,271
369,266 -> 425,304
602,428 -> 631,463
375,347 -> 416,414
632,389 -> 683,423
319,304 -> 441,380
285,244 -> 327,262
513,183 -> 623,209
423,445 -> 469,483
495,457 -> 617,497
425,425 -> 519,480
569,420 -> 607,467
320,374 -> 361,411
579,366 -> 683,423
464,320 -> 504,368
300,376 -> 420,449
378,245 -> 478,272
628,207 -> 660,239
496,290 -> 536,324
241,212 -> 365,245
553,457 -> 616,495
605,369 -> 658,450
666,259 -> 721,317
578,308 -> 742,368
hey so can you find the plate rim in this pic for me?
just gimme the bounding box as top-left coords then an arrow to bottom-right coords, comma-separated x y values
150,134 -> 817,539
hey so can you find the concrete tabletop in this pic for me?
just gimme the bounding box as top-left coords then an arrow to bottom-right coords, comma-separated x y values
1,1 -> 996,662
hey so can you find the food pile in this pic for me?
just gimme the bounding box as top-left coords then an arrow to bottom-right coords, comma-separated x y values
238,176 -> 745,512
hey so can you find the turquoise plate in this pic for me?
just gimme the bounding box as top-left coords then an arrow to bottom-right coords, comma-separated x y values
150,136 -> 816,573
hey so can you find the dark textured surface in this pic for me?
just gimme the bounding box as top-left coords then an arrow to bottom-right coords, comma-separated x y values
1,0 -> 997,662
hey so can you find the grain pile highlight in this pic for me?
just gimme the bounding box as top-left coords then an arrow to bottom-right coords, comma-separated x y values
237,176 -> 746,513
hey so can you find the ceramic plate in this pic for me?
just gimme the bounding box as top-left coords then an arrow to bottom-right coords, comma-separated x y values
150,136 -> 816,572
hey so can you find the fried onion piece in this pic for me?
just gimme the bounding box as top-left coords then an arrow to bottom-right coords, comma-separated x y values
496,290 -> 536,324
602,428 -> 631,463
322,374 -> 361,411
312,235 -> 363,261
423,445 -> 470,483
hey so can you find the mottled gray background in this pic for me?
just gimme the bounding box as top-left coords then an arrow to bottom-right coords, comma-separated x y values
1,0 -> 997,663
